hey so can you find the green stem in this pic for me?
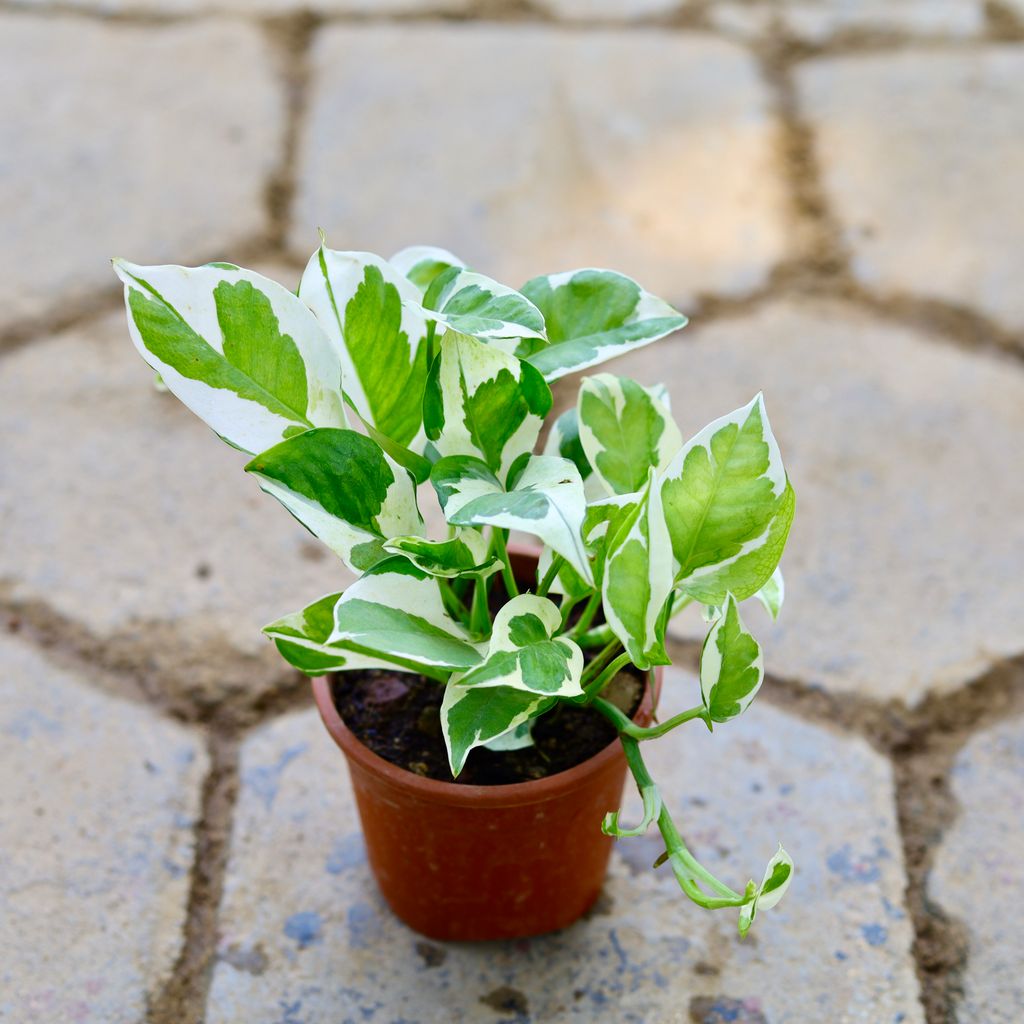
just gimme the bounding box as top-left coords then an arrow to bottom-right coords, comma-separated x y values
576,623 -> 614,649
559,595 -> 583,631
470,574 -> 491,634
580,637 -> 623,688
581,652 -> 633,702
536,555 -> 564,598
569,590 -> 602,638
613,732 -> 745,906
439,578 -> 471,626
491,530 -> 519,599
670,593 -> 694,617
592,697 -> 708,740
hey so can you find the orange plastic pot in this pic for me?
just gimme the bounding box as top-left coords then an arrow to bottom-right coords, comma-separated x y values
311,549 -> 658,941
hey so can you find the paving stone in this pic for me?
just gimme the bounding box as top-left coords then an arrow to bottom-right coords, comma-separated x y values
710,1 -> 982,41
0,16 -> 283,333
780,1 -> 983,41
208,669 -> 920,1022
0,299 -> 355,707
291,25 -> 788,308
929,714 -> 1024,1023
12,0 -> 470,12
602,299 -> 1024,706
531,0 -> 684,21
797,48 -> 1024,331
706,3 -> 775,40
0,635 -> 207,1020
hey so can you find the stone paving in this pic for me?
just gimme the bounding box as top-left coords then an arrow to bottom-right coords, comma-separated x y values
2,1 -> 1023,1023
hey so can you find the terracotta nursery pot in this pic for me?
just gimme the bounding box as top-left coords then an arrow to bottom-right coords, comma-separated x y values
311,548 -> 659,942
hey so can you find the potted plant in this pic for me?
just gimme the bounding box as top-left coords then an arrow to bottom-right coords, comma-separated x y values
113,243 -> 795,943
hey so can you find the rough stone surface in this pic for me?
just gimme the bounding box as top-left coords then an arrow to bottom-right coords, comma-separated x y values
0,635 -> 207,1020
208,670 -> 920,1022
0,293 -> 450,708
929,714 -> 1024,1023
11,0 -> 470,12
780,1 -> 983,41
600,299 -> 1024,706
0,299 -> 352,707
710,0 -> 983,41
291,25 -> 788,307
532,0 -> 684,20
798,48 -> 1024,331
0,16 -> 283,333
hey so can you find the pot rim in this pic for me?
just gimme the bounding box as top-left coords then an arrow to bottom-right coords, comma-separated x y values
311,671 -> 657,810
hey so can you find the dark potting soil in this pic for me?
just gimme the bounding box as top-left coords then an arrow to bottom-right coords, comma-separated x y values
331,668 -> 643,786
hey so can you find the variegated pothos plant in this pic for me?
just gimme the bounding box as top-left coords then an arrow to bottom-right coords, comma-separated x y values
114,242 -> 795,936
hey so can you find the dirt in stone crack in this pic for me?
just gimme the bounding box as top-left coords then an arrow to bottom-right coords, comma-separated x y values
331,667 -> 643,786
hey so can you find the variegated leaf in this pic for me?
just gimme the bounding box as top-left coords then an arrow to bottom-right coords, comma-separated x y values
700,595 -> 764,724
755,566 -> 785,621
602,469 -> 674,669
263,593 -> 397,676
521,269 -> 687,382
245,428 -> 422,573
739,844 -> 794,937
383,529 -> 500,579
299,246 -> 429,447
432,454 -> 592,584
543,407 -> 592,483
330,556 -> 481,673
582,492 -> 638,547
581,491 -> 641,589
423,267 -> 546,351
441,681 -> 551,777
481,720 -> 536,752
577,373 -> 682,496
114,260 -> 347,454
456,594 -> 584,697
422,330 -> 552,481
389,245 -> 466,294
660,394 -> 795,606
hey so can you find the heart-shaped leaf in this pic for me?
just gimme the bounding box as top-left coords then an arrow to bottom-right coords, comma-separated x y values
299,245 -> 430,447
245,428 -> 422,573
578,373 -> 682,496
330,556 -> 482,673
739,844 -> 793,937
390,245 -> 466,295
660,394 -> 794,606
602,468 -> 674,669
423,267 -> 546,352
114,260 -> 348,454
456,594 -> 584,697
700,594 -> 764,723
432,454 -> 592,584
522,269 -> 687,381
423,330 -> 552,481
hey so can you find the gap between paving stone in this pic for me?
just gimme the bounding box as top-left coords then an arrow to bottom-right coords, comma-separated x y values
262,12 -> 318,252
1,589 -> 312,730
725,645 -> 1024,1024
4,8 -> 1023,1021
148,731 -> 241,1024
9,590 -> 1019,1024
0,233 -> 291,358
1,7 -> 1020,363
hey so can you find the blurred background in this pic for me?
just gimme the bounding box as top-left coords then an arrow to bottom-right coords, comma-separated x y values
2,1 -> 1023,1022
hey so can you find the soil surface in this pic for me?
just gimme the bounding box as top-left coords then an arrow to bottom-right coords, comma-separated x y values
331,668 -> 642,785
